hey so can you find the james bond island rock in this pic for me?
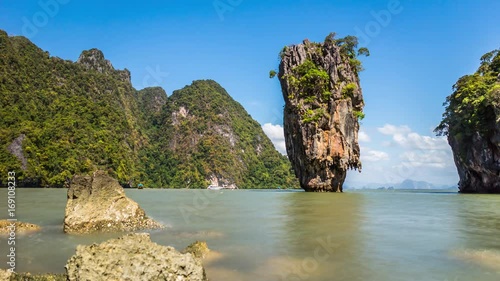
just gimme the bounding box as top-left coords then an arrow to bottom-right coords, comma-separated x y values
65,233 -> 207,281
276,33 -> 368,192
436,49 -> 500,193
63,171 -> 163,233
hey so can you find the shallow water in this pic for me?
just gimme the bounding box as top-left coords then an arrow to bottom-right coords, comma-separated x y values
1,189 -> 500,280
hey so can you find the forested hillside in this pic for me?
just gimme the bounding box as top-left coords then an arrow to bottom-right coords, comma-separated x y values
0,30 -> 298,188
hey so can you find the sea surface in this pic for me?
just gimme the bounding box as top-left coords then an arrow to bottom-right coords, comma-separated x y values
1,189 -> 500,281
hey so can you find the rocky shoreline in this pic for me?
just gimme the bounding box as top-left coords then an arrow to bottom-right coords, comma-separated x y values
0,171 -> 209,281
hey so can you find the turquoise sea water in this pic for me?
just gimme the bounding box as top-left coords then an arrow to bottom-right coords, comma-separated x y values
1,189 -> 500,281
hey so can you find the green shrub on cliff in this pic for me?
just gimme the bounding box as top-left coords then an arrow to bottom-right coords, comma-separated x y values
277,34 -> 368,125
435,49 -> 500,137
285,59 -> 331,104
353,110 -> 365,120
342,83 -> 357,98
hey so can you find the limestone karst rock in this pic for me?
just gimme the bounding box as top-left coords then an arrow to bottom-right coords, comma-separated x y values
277,34 -> 367,192
436,49 -> 500,193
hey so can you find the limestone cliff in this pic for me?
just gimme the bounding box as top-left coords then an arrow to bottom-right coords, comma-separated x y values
436,49 -> 500,193
277,34 -> 367,192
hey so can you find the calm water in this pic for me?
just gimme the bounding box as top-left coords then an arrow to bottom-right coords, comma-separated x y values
1,189 -> 500,281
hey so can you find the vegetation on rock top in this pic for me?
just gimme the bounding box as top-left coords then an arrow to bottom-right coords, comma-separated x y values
435,49 -> 500,138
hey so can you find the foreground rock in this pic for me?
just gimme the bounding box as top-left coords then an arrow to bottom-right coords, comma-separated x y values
64,171 -> 163,234
0,220 -> 41,235
0,269 -> 11,281
435,49 -> 500,193
65,233 -> 207,281
4,271 -> 67,281
277,34 -> 367,192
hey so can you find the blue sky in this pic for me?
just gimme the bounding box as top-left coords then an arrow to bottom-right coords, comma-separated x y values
1,0 -> 499,186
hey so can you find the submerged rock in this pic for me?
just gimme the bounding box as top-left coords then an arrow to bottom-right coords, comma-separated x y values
277,34 -> 366,192
0,220 -> 41,235
183,241 -> 210,259
452,249 -> 500,270
63,171 -> 163,234
65,233 -> 207,281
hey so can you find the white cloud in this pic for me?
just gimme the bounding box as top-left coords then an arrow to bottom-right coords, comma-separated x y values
377,124 -> 449,150
378,124 -> 411,136
399,150 -> 453,168
361,148 -> 389,162
370,124 -> 458,185
358,131 -> 371,142
262,123 -> 287,155
405,133 -> 449,150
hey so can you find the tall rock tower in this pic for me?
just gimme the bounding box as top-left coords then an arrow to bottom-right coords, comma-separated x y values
277,34 -> 368,192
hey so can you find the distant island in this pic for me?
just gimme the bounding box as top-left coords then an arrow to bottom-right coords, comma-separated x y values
344,179 -> 457,190
0,30 -> 298,189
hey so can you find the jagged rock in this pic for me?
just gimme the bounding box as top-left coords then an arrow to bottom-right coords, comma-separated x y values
77,48 -> 131,83
76,48 -> 114,73
63,171 -> 163,234
278,35 -> 364,192
0,220 -> 41,235
65,233 -> 207,281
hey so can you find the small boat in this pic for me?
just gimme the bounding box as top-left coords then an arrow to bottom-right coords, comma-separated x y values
207,185 -> 223,190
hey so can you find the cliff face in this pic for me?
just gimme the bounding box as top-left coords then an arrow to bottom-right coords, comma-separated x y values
436,49 -> 500,193
277,35 -> 366,192
449,124 -> 500,193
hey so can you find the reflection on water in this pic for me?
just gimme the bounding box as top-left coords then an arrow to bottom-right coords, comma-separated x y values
276,192 -> 368,281
1,189 -> 500,280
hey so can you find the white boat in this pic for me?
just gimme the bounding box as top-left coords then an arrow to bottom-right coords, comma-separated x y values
207,185 -> 223,190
